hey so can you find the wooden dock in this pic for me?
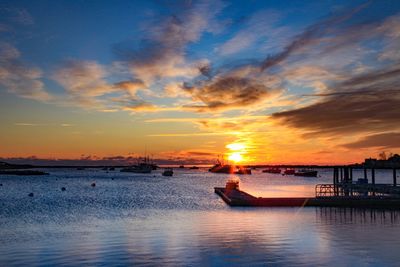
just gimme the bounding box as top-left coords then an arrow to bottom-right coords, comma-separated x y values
215,187 -> 400,208
215,167 -> 400,208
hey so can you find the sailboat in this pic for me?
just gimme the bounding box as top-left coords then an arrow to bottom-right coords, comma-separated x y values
120,156 -> 154,173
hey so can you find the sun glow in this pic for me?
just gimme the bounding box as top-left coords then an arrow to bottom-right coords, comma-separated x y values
228,152 -> 243,163
226,142 -> 247,163
226,143 -> 245,151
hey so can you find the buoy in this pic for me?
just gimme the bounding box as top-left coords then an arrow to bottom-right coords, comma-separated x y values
0,183 -> 3,186
28,192 -> 34,197
111,178 -> 114,180
61,187 -> 66,191
91,182 -> 96,187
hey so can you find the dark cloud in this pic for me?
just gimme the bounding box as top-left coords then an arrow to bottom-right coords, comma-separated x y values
185,151 -> 216,156
272,65 -> 400,136
342,133 -> 400,149
183,76 -> 277,111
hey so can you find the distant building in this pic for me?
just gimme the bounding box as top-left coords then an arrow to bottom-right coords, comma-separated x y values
363,154 -> 400,168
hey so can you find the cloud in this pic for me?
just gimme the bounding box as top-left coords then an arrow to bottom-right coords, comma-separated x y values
272,64 -> 400,136
14,123 -> 40,126
0,7 -> 34,26
218,9 -> 282,55
182,76 -> 280,111
113,79 -> 146,97
0,42 -> 50,101
260,2 -> 370,72
53,60 -> 121,98
342,133 -> 400,149
53,60 -> 152,110
114,0 -> 224,84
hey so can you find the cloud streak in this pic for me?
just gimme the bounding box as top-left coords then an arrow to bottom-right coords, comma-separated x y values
342,133 -> 400,149
0,42 -> 50,101
272,64 -> 400,137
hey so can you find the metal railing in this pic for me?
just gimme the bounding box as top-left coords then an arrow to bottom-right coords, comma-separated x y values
315,183 -> 400,198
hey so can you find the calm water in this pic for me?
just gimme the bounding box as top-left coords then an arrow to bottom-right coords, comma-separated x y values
1,168 -> 400,266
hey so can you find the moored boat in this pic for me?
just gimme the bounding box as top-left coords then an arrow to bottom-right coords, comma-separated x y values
235,167 -> 252,175
262,167 -> 281,174
283,169 -> 295,175
120,156 -> 154,173
294,169 -> 318,177
209,163 -> 235,174
162,168 -> 173,176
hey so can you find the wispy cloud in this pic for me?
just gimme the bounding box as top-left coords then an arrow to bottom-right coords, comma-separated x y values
14,122 -> 41,126
114,0 -> 225,85
218,9 -> 283,55
0,42 -> 51,101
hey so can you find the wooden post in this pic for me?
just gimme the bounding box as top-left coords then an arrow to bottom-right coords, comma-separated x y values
340,168 -> 343,182
364,168 -> 367,180
372,168 -> 375,196
394,168 -> 397,187
372,168 -> 375,185
349,168 -> 353,182
333,167 -> 336,184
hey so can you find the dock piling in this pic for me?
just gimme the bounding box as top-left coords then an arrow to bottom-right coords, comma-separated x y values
372,168 -> 376,196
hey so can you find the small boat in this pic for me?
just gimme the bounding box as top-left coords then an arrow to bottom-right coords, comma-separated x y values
189,166 -> 199,169
209,156 -> 236,174
179,165 -> 185,169
102,167 -> 108,171
121,164 -> 152,173
235,167 -> 252,175
262,167 -> 281,174
283,169 -> 295,175
209,163 -> 235,174
109,167 -> 115,171
162,168 -> 173,176
294,169 -> 318,177
76,167 -> 85,170
120,156 -> 153,173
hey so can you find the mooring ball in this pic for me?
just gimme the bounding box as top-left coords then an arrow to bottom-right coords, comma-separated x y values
61,187 -> 66,191
28,192 -> 34,197
91,183 -> 96,187
0,183 -> 3,186
111,178 -> 114,180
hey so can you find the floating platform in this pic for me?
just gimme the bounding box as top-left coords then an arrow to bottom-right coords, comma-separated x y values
214,187 -> 400,209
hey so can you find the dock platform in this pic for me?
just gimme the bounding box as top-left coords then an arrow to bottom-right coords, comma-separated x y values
215,187 -> 400,208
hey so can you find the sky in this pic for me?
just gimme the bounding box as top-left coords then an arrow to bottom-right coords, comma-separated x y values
0,0 -> 400,165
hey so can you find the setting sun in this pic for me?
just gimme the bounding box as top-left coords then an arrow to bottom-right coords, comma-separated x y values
226,143 -> 247,163
228,152 -> 243,163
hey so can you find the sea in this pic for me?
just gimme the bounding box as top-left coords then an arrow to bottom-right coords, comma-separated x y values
1,168 -> 400,266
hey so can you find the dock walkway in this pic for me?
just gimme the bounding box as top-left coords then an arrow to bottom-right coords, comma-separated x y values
215,187 -> 400,208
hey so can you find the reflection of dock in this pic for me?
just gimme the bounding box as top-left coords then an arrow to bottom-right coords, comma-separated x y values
215,167 -> 400,209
